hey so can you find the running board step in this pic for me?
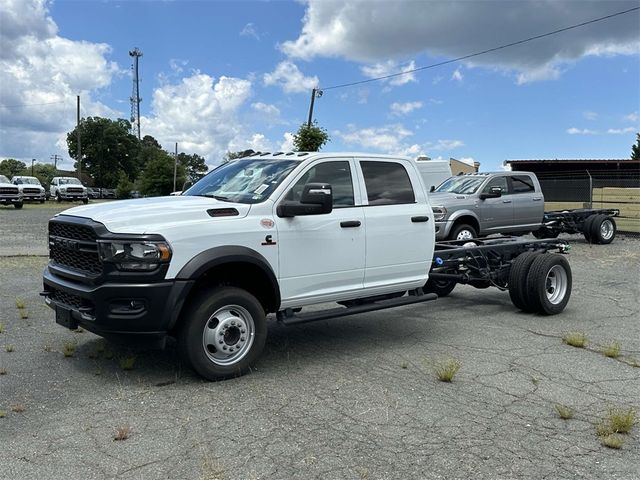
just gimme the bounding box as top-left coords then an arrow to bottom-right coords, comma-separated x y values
277,290 -> 437,326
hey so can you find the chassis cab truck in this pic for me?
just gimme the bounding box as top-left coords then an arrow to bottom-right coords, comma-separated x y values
43,152 -> 572,380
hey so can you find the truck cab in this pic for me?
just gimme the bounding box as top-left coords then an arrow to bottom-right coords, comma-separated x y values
430,171 -> 544,240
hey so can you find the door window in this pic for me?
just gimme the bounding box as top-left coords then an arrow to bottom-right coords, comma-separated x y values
482,176 -> 509,194
287,161 -> 354,207
511,175 -> 535,194
360,161 -> 415,205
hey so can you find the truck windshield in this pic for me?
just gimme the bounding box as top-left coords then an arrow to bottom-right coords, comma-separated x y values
184,159 -> 298,204
434,176 -> 485,195
59,178 -> 82,185
18,177 -> 41,185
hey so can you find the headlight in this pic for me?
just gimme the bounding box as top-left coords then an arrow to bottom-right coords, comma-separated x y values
97,240 -> 172,271
60,187 -> 67,192
431,206 -> 447,221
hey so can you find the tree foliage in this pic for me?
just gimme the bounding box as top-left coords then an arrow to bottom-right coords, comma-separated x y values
292,122 -> 329,152
67,117 -> 140,188
178,152 -> 208,182
0,159 -> 27,177
32,164 -> 57,187
116,172 -> 134,199
139,149 -> 185,197
632,133 -> 640,161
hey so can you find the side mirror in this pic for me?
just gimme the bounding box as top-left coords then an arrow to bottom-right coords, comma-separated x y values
479,186 -> 502,200
277,183 -> 333,217
429,185 -> 435,193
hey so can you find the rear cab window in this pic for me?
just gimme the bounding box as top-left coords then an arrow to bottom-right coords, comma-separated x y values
360,161 -> 415,205
510,175 -> 535,194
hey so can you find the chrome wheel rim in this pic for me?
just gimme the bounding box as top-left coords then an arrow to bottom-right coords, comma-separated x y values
202,305 -> 255,366
600,220 -> 614,240
545,265 -> 568,304
456,230 -> 474,240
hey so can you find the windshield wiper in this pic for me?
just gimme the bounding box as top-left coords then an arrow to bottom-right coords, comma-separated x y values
194,194 -> 230,202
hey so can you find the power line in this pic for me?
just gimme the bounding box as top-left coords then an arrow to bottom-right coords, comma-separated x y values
321,6 -> 640,91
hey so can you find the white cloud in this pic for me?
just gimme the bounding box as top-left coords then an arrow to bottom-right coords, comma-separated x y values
451,68 -> 463,82
263,61 -> 318,93
457,157 -> 476,166
429,139 -> 465,151
361,60 -> 417,86
566,127 -> 597,135
0,0 -> 122,165
338,124 -> 414,153
625,112 -> 639,122
240,23 -> 260,40
280,132 -> 295,152
390,101 -> 423,116
583,111 -> 598,121
251,102 -> 280,117
607,127 -> 636,134
280,0 -> 640,83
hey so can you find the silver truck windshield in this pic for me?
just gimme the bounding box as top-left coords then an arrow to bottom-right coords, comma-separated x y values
184,159 -> 298,204
435,176 -> 485,195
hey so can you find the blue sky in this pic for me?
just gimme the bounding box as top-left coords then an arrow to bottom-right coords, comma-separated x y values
1,0 -> 638,171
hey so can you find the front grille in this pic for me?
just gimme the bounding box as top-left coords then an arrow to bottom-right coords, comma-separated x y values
0,187 -> 18,195
50,288 -> 93,311
49,221 -> 102,276
66,187 -> 84,193
24,188 -> 41,194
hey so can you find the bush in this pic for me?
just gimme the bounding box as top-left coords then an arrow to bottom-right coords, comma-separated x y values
116,173 -> 134,199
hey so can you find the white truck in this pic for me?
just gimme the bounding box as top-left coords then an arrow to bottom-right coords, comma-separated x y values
50,176 -> 89,203
42,152 -> 572,380
11,175 -> 46,203
0,174 -> 23,208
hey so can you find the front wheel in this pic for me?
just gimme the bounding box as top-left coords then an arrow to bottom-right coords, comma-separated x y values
14,202 -> 23,209
449,224 -> 477,241
178,287 -> 267,381
82,198 -> 88,204
423,277 -> 456,297
56,193 -> 62,203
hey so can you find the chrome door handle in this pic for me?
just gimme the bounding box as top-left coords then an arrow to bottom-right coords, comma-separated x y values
533,197 -> 542,201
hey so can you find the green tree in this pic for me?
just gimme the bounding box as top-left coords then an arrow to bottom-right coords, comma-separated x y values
67,117 -> 140,188
139,149 -> 185,197
178,152 -> 208,182
632,133 -> 640,160
32,164 -> 57,187
0,159 -> 27,178
116,172 -> 134,199
292,121 -> 329,152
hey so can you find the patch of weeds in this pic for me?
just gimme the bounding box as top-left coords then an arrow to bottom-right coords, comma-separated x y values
19,310 -> 29,320
400,361 -> 408,369
601,434 -> 624,449
15,298 -> 25,310
5,345 -> 14,353
0,323 -> 4,333
434,358 -> 461,382
354,466 -> 370,479
201,456 -> 226,480
62,342 -> 76,358
119,356 -> 136,371
555,404 -> 575,420
0,368 -> 7,375
563,332 -> 586,348
531,377 -> 539,385
113,425 -> 131,441
607,408 -> 636,434
602,341 -> 621,359
10,404 -> 25,413
73,327 -> 84,334
0,410 -> 6,418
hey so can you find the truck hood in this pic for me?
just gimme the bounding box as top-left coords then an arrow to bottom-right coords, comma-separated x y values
58,196 -> 252,234
428,191 -> 473,206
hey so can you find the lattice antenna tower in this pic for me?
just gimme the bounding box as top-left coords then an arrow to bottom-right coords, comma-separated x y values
129,47 -> 143,140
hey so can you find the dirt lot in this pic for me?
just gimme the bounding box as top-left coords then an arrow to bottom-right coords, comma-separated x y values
1,203 -> 639,479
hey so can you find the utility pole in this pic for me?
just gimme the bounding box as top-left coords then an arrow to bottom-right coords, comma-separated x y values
306,87 -> 323,127
129,47 -> 143,140
77,95 -> 82,180
31,159 -> 36,176
173,142 -> 178,192
50,154 -> 62,170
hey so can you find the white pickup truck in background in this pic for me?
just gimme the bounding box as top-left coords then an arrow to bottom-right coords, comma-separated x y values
43,152 -> 573,380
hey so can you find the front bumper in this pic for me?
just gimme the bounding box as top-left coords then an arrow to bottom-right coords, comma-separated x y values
0,195 -> 22,204
42,267 -> 193,346
22,193 -> 45,201
58,192 -> 88,200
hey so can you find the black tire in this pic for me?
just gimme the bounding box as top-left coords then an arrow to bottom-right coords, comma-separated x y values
178,287 -> 267,381
508,251 -> 542,312
56,193 -> 62,203
590,215 -> 616,245
424,277 -> 457,297
582,215 -> 597,242
14,202 -> 23,209
526,254 -> 572,315
39,199 -> 45,204
532,228 -> 559,239
82,198 -> 89,204
449,223 -> 477,241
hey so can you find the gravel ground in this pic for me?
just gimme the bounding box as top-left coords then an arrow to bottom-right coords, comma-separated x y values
0,207 -> 639,480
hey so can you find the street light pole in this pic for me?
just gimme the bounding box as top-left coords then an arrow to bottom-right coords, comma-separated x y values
173,142 -> 178,192
31,159 -> 35,176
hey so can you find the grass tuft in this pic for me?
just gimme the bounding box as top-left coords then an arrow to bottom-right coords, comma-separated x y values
15,298 -> 25,309
607,408 -> 636,434
113,425 -> 131,441
555,404 -> 575,420
62,342 -> 76,358
5,345 -> 14,353
10,404 -> 25,413
19,310 -> 29,319
602,341 -> 621,359
119,356 -> 136,371
435,358 -> 461,382
400,361 -> 408,369
563,332 -> 586,348
200,455 -> 226,480
601,434 -> 624,449
0,368 -> 7,375
0,323 -> 4,333
0,410 -> 5,418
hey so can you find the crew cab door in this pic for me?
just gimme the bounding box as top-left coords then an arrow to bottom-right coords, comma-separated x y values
357,159 -> 433,290
509,174 -> 543,229
477,175 -> 513,234
274,159 -> 365,304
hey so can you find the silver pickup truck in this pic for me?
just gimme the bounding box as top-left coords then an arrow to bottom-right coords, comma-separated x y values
430,171 -> 619,244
